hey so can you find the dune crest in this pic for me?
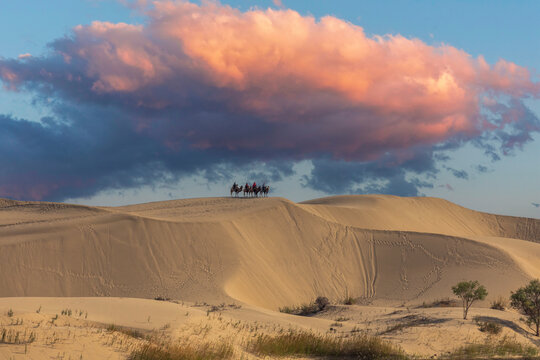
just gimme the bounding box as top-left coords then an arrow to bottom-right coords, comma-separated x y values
0,195 -> 539,309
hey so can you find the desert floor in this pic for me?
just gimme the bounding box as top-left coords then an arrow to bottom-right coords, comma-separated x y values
1,195 -> 540,358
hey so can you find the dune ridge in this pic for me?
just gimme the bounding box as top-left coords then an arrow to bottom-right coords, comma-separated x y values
0,195 -> 539,309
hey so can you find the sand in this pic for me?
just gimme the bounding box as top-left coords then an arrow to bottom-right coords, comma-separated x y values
1,195 -> 540,358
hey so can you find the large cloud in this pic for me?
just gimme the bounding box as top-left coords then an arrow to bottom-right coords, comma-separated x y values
0,0 -> 539,201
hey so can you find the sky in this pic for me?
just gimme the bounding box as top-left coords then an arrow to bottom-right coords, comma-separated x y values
0,0 -> 539,217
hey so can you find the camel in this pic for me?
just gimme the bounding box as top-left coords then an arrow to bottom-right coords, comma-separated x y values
230,184 -> 243,197
230,183 -> 270,198
243,185 -> 251,197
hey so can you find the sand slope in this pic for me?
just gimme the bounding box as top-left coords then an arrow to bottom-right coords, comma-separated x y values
3,297 -> 538,359
1,195 -> 539,310
301,195 -> 540,240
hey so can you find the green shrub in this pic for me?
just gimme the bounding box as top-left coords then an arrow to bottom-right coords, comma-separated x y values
315,296 -> 329,310
511,279 -> 540,336
474,319 -> 502,335
248,329 -> 407,359
452,280 -> 488,319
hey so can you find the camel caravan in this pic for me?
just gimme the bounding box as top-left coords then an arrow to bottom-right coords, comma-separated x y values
230,182 -> 269,197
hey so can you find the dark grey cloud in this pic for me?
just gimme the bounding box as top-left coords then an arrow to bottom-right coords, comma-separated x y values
302,150 -> 437,196
475,165 -> 490,173
0,108 -> 294,201
444,166 -> 469,180
532,203 -> 540,208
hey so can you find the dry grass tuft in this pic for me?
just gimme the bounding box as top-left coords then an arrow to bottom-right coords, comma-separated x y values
279,296 -> 329,316
445,336 -> 537,359
419,298 -> 459,308
248,329 -> 407,359
107,324 -> 146,339
0,327 -> 36,344
490,296 -> 508,311
128,342 -> 233,360
343,296 -> 357,305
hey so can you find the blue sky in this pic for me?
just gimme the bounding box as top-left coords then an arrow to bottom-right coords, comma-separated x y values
0,0 -> 539,217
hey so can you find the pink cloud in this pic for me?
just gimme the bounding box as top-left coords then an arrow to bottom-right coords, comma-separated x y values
0,0 -> 539,178
48,2 -> 536,158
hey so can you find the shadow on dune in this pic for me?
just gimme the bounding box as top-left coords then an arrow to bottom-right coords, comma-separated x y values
473,315 -> 540,346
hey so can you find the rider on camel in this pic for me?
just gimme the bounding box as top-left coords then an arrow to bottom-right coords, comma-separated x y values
252,181 -> 257,189
245,182 -> 250,189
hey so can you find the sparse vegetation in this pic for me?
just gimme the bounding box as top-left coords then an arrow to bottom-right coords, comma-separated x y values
510,279 -> 540,336
248,329 -> 407,359
444,336 -> 537,359
419,297 -> 458,308
6,308 -> 14,317
203,303 -> 242,315
452,280 -> 488,319
342,287 -> 356,305
279,296 -> 329,316
107,324 -> 145,339
61,308 -> 72,316
378,315 -> 445,335
478,321 -> 502,335
490,296 -> 508,311
0,327 -> 36,345
343,296 -> 356,305
279,303 -> 318,315
129,342 -> 233,360
473,317 -> 502,335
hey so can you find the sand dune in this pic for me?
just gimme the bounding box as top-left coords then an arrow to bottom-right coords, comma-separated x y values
301,195 -> 540,241
3,195 -> 540,359
1,195 -> 539,311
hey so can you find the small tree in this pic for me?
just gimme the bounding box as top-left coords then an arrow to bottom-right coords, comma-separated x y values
510,279 -> 540,336
452,280 -> 487,319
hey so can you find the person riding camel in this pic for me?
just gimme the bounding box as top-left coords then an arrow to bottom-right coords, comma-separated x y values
233,182 -> 237,189
252,181 -> 257,189
245,182 -> 250,189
